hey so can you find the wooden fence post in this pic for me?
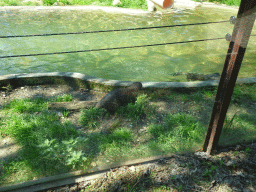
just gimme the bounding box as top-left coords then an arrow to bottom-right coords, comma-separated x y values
203,0 -> 256,155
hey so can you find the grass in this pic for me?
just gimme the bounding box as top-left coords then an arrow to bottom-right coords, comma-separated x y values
0,83 -> 256,186
0,0 -> 148,9
0,0 -> 241,7
194,0 -> 241,6
80,107 -> 105,128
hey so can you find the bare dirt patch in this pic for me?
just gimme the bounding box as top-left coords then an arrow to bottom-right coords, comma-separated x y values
44,144 -> 256,192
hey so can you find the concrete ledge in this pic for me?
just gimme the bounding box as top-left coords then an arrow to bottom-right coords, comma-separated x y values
1,72 -> 256,91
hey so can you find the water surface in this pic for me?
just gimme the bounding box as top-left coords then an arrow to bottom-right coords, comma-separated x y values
0,7 -> 255,81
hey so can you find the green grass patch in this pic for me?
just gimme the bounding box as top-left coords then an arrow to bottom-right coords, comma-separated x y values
1,0 -> 241,7
80,107 -> 105,128
3,97 -> 48,113
231,84 -> 256,104
192,0 -> 241,6
2,94 -> 74,114
148,113 -> 205,153
53,94 -> 73,102
208,0 -> 240,6
32,0 -> 148,8
117,94 -> 153,121
0,112 -> 92,185
0,0 -> 22,6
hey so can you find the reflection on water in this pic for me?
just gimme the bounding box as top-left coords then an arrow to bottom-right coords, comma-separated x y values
0,7 -> 255,81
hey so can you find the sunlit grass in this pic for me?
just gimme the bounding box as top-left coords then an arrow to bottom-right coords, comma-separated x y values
3,97 -> 48,113
53,94 -> 74,102
0,0 -> 148,9
80,107 -> 105,128
1,0 -> 241,7
117,94 -> 153,121
192,0 -> 241,6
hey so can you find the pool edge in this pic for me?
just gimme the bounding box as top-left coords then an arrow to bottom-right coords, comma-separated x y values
0,72 -> 256,90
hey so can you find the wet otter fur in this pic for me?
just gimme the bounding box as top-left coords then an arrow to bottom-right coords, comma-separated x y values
96,82 -> 142,113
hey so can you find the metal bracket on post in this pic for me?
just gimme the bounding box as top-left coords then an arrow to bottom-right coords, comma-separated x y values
203,0 -> 256,155
230,16 -> 236,24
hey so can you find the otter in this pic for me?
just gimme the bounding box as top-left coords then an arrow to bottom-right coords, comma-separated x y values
96,82 -> 142,113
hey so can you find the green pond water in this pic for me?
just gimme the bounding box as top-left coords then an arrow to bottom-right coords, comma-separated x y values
0,7 -> 255,82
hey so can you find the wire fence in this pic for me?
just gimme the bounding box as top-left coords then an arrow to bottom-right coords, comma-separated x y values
0,17 -> 255,59
0,20 -> 230,39
0,37 -> 226,59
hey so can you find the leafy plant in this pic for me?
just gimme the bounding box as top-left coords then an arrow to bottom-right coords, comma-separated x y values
38,137 -> 89,169
208,0 -> 241,6
117,94 -> 150,121
42,0 -> 56,5
4,98 -> 48,113
55,94 -> 73,102
202,165 -> 218,179
245,147 -> 251,154
80,107 -> 105,128
224,112 -> 238,130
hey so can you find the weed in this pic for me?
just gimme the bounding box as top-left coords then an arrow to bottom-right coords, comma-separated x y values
190,92 -> 203,102
160,185 -> 169,190
245,147 -> 251,154
207,0 -> 241,7
0,84 -> 12,91
203,90 -> 215,99
231,84 -> 256,104
202,165 -> 218,179
233,151 -> 238,156
117,94 -> 150,121
147,113 -> 205,153
148,123 -> 165,139
224,112 -> 238,130
38,137 -> 91,169
99,128 -> 134,161
4,98 -> 48,113
42,0 -> 55,5
62,110 -> 70,117
58,108 -> 71,117
164,113 -> 204,142
54,94 -> 73,102
0,111 -> 86,184
80,107 -> 105,128
168,92 -> 188,102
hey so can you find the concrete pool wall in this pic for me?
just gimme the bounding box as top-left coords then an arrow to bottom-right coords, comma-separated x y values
1,72 -> 256,91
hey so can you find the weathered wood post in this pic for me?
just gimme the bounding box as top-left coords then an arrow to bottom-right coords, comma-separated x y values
203,0 -> 256,155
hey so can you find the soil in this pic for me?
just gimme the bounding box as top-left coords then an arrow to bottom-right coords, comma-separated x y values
0,84 -> 256,192
48,145 -> 256,192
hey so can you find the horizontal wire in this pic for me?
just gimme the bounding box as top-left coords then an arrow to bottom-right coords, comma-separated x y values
0,37 -> 225,59
0,20 -> 229,39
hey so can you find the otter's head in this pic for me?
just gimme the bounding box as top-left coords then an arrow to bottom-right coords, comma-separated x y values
130,82 -> 142,90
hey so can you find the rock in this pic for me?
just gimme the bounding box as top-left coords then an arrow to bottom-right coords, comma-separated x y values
186,72 -> 220,81
96,82 -> 142,113
147,0 -> 156,12
113,0 -> 121,6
